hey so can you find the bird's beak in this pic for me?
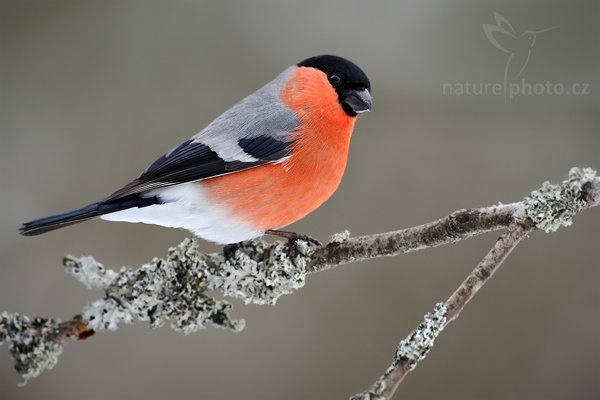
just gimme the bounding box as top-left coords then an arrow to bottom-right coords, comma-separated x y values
342,88 -> 372,113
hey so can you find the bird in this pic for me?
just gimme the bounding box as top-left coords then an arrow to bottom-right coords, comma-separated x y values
20,54 -> 372,245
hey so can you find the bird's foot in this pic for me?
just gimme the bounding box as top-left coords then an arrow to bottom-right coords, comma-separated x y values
265,229 -> 322,258
223,241 -> 244,260
266,229 -> 322,246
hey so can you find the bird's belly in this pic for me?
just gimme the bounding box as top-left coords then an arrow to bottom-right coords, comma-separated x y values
201,153 -> 347,232
102,159 -> 344,245
101,183 -> 263,244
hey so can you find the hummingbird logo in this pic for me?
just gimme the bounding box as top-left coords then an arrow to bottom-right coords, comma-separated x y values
483,12 -> 557,95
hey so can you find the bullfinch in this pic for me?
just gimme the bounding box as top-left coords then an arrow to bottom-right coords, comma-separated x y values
20,55 -> 372,244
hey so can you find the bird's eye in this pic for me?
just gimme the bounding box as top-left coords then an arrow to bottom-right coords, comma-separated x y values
329,74 -> 342,87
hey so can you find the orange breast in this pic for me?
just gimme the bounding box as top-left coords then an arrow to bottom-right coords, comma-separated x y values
202,66 -> 356,231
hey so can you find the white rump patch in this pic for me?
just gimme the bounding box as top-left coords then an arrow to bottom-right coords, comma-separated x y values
101,183 -> 262,244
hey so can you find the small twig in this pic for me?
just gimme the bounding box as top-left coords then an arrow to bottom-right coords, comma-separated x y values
51,315 -> 95,341
351,223 -> 533,400
445,223 -> 534,322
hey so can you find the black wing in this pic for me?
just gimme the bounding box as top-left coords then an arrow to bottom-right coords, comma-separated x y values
103,136 -> 291,202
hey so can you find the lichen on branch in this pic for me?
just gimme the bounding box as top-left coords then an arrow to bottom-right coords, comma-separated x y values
0,313 -> 91,386
516,167 -> 600,232
66,237 -> 316,334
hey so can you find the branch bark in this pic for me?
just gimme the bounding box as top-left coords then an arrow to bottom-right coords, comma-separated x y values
351,223 -> 534,400
308,202 -> 518,273
1,167 -> 599,392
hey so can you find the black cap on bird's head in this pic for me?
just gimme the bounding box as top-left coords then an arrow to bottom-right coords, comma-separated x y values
298,54 -> 372,117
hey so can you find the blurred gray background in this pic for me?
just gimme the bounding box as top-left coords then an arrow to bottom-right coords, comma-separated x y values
1,1 -> 598,399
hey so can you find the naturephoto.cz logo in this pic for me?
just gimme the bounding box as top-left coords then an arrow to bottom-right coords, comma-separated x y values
442,12 -> 591,100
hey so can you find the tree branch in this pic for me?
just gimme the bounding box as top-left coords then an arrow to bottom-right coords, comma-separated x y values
1,167 -> 598,391
350,166 -> 599,400
308,202 -> 518,273
350,223 -> 534,400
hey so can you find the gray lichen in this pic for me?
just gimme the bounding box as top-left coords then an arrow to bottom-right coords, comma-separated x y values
389,302 -> 447,372
0,313 -> 63,386
351,303 -> 448,400
74,239 -> 237,334
349,380 -> 387,400
328,229 -> 351,244
64,255 -> 118,290
67,238 -> 314,334
207,239 -> 314,305
517,167 -> 599,232
2,237 -> 317,384
0,239 -> 314,383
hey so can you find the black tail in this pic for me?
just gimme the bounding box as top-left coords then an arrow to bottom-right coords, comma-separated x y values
19,195 -> 160,236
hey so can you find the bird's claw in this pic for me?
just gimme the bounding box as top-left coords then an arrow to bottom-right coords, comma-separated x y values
288,233 -> 322,247
266,229 -> 321,246
223,241 -> 243,260
223,231 -> 322,260
266,230 -> 322,258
